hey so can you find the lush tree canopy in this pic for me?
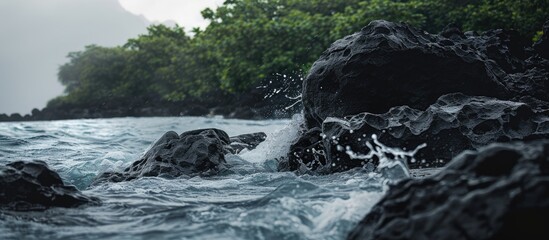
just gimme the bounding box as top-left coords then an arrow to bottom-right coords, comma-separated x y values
50,0 -> 548,110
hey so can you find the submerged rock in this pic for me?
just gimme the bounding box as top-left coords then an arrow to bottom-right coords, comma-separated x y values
228,132 -> 267,154
0,160 -> 98,211
94,129 -> 230,184
348,140 -> 549,240
303,20 -> 548,129
93,129 -> 267,184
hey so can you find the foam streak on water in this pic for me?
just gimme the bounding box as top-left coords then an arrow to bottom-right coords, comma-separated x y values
0,117 -> 407,240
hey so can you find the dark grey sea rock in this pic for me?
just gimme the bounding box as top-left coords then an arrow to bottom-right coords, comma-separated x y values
0,160 -> 98,211
348,140 -> 549,240
303,20 -> 548,129
93,129 -> 267,184
285,93 -> 549,172
228,132 -> 267,154
278,127 -> 327,172
93,129 -> 230,184
288,19 -> 549,173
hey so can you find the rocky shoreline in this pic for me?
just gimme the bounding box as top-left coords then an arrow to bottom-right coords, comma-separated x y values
0,87 -> 301,122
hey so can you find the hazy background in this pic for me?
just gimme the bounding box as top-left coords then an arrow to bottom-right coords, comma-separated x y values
0,0 -> 222,115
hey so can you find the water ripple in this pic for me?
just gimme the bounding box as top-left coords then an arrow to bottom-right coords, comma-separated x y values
0,117 -> 412,240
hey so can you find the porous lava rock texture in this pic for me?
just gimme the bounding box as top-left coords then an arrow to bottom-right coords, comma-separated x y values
0,160 -> 98,211
93,129 -> 267,184
285,93 -> 549,172
303,20 -> 549,129
287,19 -> 549,173
348,140 -> 549,240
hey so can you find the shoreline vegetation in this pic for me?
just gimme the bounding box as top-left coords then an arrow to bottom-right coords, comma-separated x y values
1,0 -> 548,122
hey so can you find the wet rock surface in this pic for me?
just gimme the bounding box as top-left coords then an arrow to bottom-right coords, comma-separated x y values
303,20 -> 548,129
0,161 -> 98,211
288,19 -> 549,174
278,127 -> 327,173
348,140 -> 549,240
228,132 -> 267,154
93,129 -> 267,184
284,93 -> 549,172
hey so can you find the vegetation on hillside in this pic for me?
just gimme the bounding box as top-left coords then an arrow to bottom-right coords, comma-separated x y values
49,0 -> 548,110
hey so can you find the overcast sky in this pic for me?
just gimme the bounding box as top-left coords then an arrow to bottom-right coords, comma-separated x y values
0,0 -> 223,115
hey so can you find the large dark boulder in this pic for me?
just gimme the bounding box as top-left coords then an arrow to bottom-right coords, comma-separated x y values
303,20 -> 548,129
285,93 -> 549,173
0,160 -> 98,211
348,140 -> 549,240
289,19 -> 549,174
93,129 -> 267,184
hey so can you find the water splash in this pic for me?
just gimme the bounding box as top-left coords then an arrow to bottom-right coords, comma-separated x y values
322,114 -> 427,178
240,114 -> 304,165
257,72 -> 304,113
343,134 -> 427,179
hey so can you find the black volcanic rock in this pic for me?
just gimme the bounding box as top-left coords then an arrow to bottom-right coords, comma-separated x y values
0,160 -> 98,211
93,129 -> 267,184
94,129 -> 230,184
288,19 -> 549,174
303,20 -> 548,129
278,127 -> 326,172
285,93 -> 549,172
348,140 -> 549,240
228,132 -> 267,154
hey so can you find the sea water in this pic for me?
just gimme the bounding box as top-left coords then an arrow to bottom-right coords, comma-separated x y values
0,116 -> 413,240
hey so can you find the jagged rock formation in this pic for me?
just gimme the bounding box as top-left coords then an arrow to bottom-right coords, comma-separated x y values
303,20 -> 548,129
284,93 -> 549,172
93,129 -> 267,184
348,140 -> 549,240
0,160 -> 98,211
286,19 -> 549,173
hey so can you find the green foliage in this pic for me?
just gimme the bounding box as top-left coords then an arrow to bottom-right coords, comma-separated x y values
196,0 -> 345,92
458,0 -> 548,38
56,45 -> 129,105
52,0 -> 548,110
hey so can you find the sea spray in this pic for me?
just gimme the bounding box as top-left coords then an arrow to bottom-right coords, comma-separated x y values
257,72 -> 304,116
240,114 -> 304,164
342,133 -> 427,179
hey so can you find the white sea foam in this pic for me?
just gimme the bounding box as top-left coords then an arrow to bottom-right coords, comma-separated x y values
240,114 -> 304,164
0,116 -> 414,240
